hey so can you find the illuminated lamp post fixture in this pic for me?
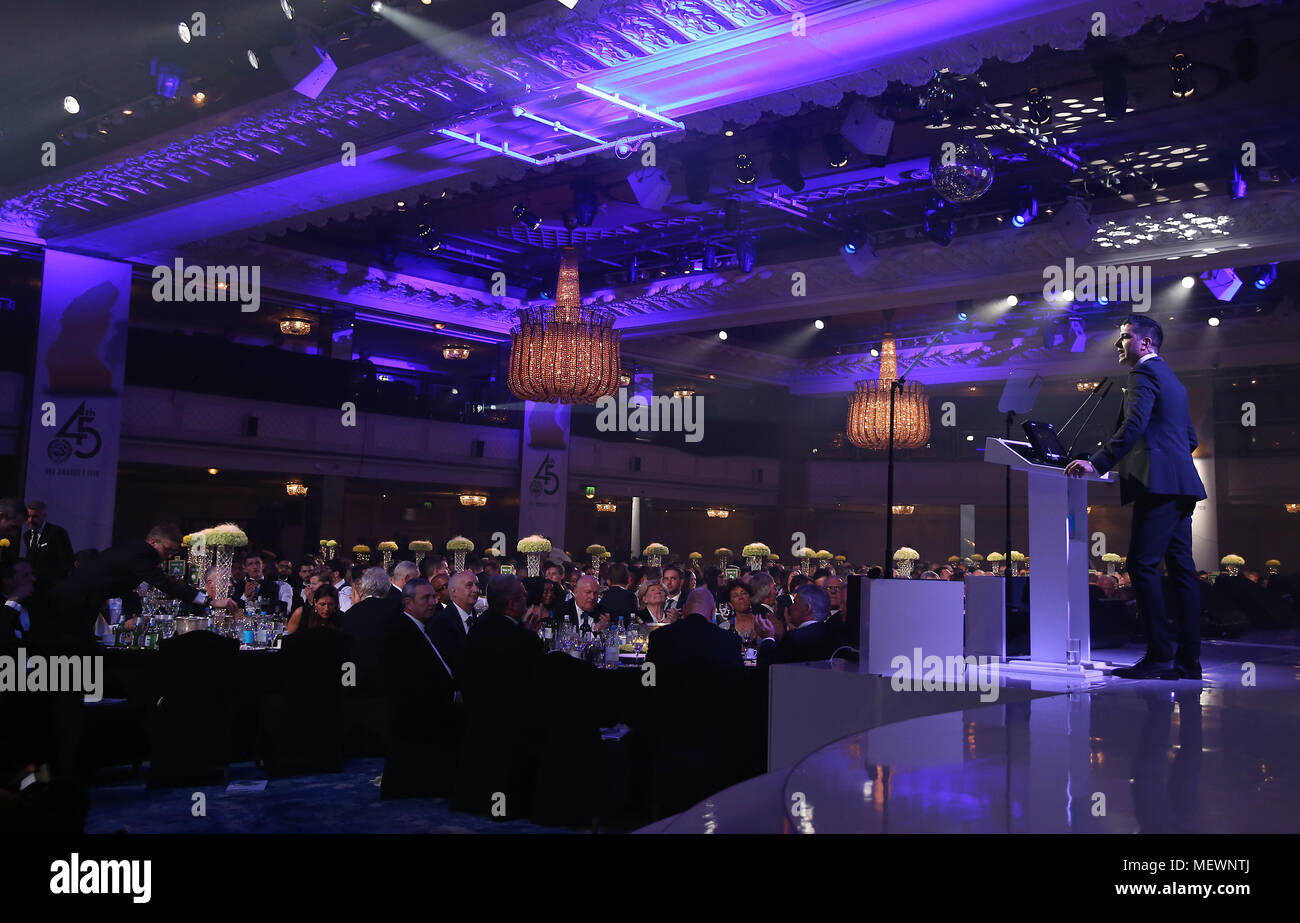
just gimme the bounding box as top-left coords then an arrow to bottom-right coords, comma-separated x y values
285,480 -> 308,497
706,507 -> 730,519
280,318 -> 312,336
443,345 -> 471,360
507,247 -> 621,403
459,492 -> 487,507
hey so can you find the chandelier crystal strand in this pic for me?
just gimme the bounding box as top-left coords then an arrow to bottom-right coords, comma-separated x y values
508,247 -> 620,404
847,333 -> 930,450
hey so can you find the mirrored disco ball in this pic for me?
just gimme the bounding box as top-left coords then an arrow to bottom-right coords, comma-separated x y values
929,139 -> 995,204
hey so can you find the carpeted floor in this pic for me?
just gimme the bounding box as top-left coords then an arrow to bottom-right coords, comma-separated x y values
85,759 -> 577,834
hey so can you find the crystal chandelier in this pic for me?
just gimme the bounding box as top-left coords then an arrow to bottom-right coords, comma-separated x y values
846,333 -> 930,450
280,318 -> 311,336
443,345 -> 470,360
285,480 -> 308,497
706,508 -> 730,518
595,500 -> 617,513
891,505 -> 915,516
459,493 -> 487,507
507,246 -> 621,404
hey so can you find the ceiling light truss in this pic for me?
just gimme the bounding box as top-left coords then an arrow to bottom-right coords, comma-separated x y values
435,86 -> 684,168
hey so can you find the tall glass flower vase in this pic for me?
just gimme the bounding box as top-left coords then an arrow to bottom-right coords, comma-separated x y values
413,551 -> 426,568
355,552 -> 370,565
453,551 -> 467,572
1225,565 -> 1240,577
716,555 -> 730,570
894,559 -> 915,578
212,546 -> 234,602
746,556 -> 763,572
1106,562 -> 1116,576
800,559 -> 812,576
325,545 -> 335,562
526,552 -> 542,578
381,550 -> 394,572
647,554 -> 662,569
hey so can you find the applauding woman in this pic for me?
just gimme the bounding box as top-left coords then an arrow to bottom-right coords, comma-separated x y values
635,580 -> 669,624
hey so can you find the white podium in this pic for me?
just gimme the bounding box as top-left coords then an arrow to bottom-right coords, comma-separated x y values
983,438 -> 1116,675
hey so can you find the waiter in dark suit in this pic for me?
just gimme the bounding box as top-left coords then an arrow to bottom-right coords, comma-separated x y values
41,524 -> 213,646
21,501 -> 75,590
1066,316 -> 1206,680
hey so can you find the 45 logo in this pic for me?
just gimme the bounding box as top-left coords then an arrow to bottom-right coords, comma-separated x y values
47,401 -> 101,462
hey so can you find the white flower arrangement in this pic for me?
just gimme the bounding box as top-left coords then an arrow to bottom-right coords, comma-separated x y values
484,547 -> 502,558
986,552 -> 1005,562
688,552 -> 703,560
409,540 -> 433,552
1010,551 -> 1026,562
893,547 -> 920,560
326,540 -> 338,548
378,541 -> 398,551
714,547 -> 734,557
446,536 -> 475,552
834,555 -> 846,563
795,547 -> 817,558
948,555 -> 961,563
1220,554 -> 1244,566
518,535 -> 552,553
352,544 -> 370,554
1101,553 -> 1122,562
1266,559 -> 1281,567
585,544 -> 609,557
643,542 -> 669,556
319,539 -> 329,547
181,534 -> 194,547
815,549 -> 833,560
971,554 -> 984,562
742,542 -> 771,558
205,523 -> 249,547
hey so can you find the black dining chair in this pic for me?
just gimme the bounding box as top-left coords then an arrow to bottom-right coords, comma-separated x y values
148,631 -> 239,788
529,652 -> 604,828
263,628 -> 353,777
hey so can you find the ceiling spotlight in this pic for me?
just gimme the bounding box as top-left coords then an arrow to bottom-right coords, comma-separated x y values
823,135 -> 850,168
192,90 -> 206,105
869,347 -> 880,358
1170,53 -> 1195,99
370,1 -> 383,11
281,0 -> 295,20
1180,275 -> 1195,289
63,95 -> 80,114
512,203 -> 542,230
1098,296 -> 1109,306
247,49 -> 260,69
1026,87 -> 1052,125
1010,187 -> 1038,227
1200,268 -> 1242,301
736,232 -> 758,272
1005,295 -> 1019,307
1208,316 -> 1220,327
207,467 -> 219,475
1253,263 -> 1278,290
1061,289 -> 1075,302
718,330 -> 729,340
178,21 -> 192,43
417,223 -> 442,251
735,153 -> 757,185
923,197 -> 955,247
814,319 -> 825,330
957,310 -> 969,322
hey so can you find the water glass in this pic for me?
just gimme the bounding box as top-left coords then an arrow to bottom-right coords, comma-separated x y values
1066,638 -> 1082,666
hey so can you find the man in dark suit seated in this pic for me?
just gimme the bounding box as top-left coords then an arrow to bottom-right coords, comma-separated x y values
754,583 -> 841,668
454,575 -> 547,818
600,563 -> 638,624
553,575 -> 611,633
340,567 -> 396,698
644,587 -> 745,815
1066,316 -> 1206,680
426,570 -> 480,676
379,577 -> 460,799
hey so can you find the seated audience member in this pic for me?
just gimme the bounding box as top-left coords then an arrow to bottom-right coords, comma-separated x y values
341,567 -> 398,695
380,577 -> 460,799
644,587 -> 745,815
554,575 -> 610,633
304,585 -> 342,630
429,572 -> 450,609
745,572 -> 776,618
1096,574 -> 1118,599
455,575 -> 547,816
287,566 -> 333,634
635,580 -> 669,624
755,583 -> 841,668
866,566 -> 884,579
660,565 -> 687,612
388,561 -> 419,604
725,579 -> 758,645
328,559 -> 353,613
921,571 -> 940,580
600,563 -> 638,623
277,559 -> 295,584
427,570 -> 481,675
419,555 -> 449,580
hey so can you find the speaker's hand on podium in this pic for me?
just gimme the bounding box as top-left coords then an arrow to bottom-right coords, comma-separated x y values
1064,459 -> 1096,478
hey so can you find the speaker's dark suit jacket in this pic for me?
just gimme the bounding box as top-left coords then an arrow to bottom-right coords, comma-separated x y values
1089,355 -> 1206,505
21,522 -> 74,589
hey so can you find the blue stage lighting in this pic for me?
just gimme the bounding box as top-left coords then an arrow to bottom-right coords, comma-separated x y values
1254,263 -> 1277,290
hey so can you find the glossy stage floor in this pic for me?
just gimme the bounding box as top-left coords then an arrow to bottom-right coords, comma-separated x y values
638,633 -> 1300,834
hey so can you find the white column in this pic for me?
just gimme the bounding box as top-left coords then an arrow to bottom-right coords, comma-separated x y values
1192,457 -> 1219,573
960,504 -> 975,560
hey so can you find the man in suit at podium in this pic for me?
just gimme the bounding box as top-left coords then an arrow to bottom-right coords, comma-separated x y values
1065,316 -> 1206,680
